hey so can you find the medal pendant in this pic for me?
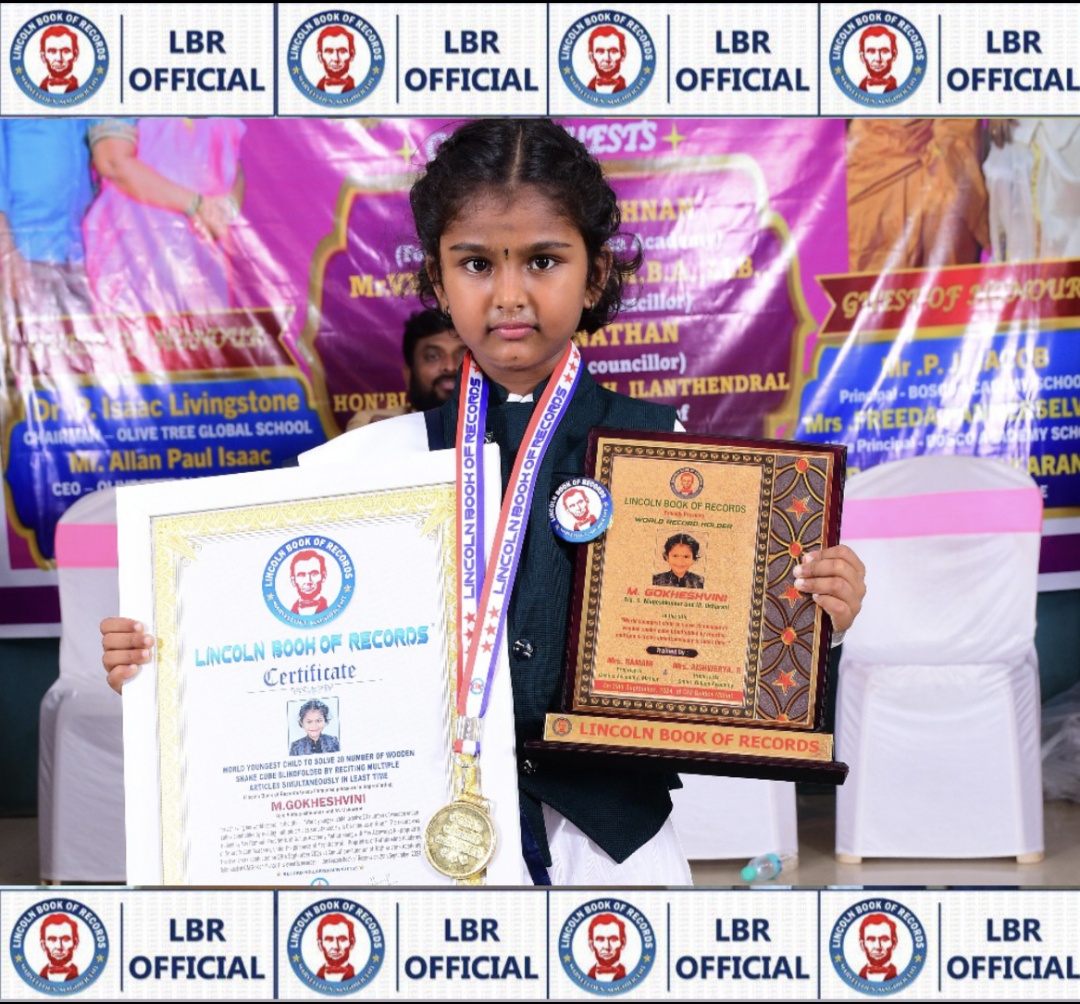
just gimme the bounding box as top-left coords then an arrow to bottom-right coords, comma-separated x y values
423,798 -> 497,880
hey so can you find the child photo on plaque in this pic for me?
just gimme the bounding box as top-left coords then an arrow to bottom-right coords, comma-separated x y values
652,532 -> 706,589
101,118 -> 868,886
288,697 -> 340,756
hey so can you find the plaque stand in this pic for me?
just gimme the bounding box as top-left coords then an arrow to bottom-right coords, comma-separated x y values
527,738 -> 849,785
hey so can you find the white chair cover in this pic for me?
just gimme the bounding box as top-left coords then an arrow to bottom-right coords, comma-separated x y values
671,775 -> 798,861
836,455 -> 1044,858
38,488 -> 125,882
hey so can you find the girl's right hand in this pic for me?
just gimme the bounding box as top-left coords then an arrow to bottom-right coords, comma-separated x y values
100,618 -> 155,694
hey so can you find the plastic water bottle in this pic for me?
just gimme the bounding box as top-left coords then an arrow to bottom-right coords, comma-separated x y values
740,852 -> 797,882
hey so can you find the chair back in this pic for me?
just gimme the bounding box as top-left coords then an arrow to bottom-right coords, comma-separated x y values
840,456 -> 1042,665
54,488 -> 119,686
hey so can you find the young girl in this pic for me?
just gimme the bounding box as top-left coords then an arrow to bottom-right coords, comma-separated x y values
102,118 -> 867,884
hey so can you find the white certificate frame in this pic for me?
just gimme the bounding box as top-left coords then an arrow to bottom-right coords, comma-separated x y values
118,445 -> 522,886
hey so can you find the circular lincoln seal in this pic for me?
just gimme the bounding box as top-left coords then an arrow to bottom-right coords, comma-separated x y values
829,10 -> 927,107
558,10 -> 656,107
287,898 -> 384,995
829,897 -> 927,995
10,899 -> 109,995
9,11 -> 108,107
287,10 -> 385,107
550,477 -> 613,543
559,898 -> 656,994
670,467 -> 703,499
264,536 -> 355,628
553,716 -> 573,736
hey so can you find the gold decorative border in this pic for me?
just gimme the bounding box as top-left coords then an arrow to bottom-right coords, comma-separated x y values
151,484 -> 458,884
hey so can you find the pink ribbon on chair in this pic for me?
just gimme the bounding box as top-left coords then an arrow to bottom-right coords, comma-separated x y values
842,488 -> 1043,540
54,524 -> 119,568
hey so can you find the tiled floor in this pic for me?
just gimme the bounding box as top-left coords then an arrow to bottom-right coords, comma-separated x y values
0,817 -> 40,886
4,794 -> 1079,887
689,791 -> 1080,888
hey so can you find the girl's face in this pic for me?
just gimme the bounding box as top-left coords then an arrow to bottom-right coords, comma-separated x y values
433,185 -> 600,394
301,710 -> 326,741
665,544 -> 695,578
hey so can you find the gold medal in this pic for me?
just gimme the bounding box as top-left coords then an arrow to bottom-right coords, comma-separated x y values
424,798 -> 497,880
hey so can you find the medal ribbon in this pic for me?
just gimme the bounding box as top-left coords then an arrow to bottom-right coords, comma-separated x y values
455,360 -> 488,697
454,343 -> 582,754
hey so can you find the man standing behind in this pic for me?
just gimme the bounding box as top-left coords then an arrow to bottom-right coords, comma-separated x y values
347,310 -> 464,429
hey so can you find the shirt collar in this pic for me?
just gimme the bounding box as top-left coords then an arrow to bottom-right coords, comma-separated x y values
489,372 -> 552,406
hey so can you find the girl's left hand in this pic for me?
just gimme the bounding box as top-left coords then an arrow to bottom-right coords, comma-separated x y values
793,545 -> 866,634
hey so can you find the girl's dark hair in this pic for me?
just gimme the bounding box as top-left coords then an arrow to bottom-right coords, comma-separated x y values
410,118 -> 641,334
298,699 -> 331,724
663,533 -> 700,560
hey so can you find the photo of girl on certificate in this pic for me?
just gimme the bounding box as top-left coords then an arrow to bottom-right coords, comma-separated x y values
652,532 -> 707,589
288,697 -> 340,756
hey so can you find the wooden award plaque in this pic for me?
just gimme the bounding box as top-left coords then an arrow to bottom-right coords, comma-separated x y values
526,431 -> 849,785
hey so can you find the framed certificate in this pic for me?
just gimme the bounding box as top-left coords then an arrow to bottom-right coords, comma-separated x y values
118,447 -> 522,885
531,431 -> 849,784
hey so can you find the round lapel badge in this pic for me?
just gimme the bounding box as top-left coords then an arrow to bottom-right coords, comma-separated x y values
550,478 -> 613,543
